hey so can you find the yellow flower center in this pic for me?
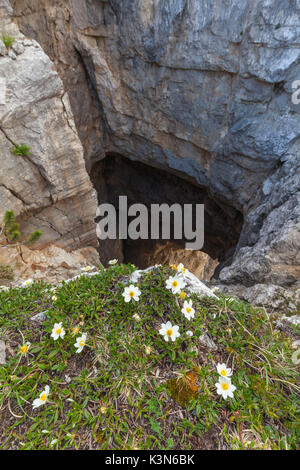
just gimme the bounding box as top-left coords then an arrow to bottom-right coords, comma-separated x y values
220,369 -> 227,376
79,340 -> 85,346
179,291 -> 186,299
172,280 -> 178,287
129,291 -> 135,297
166,329 -> 173,337
56,328 -> 62,335
20,345 -> 28,354
181,268 -> 186,274
221,382 -> 229,390
73,327 -> 79,335
40,392 -> 47,402
186,307 -> 191,313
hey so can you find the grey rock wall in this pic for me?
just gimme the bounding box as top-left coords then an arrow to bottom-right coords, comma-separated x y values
0,0 -> 98,251
9,0 -> 300,287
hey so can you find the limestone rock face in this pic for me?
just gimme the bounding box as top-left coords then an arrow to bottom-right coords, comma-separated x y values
216,282 -> 300,314
8,0 -> 300,287
0,243 -> 100,284
0,0 -> 99,261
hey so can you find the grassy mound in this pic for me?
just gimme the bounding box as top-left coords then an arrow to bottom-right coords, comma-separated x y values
0,264 -> 299,450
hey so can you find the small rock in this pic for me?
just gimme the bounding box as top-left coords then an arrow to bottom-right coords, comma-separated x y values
0,42 -> 7,56
198,333 -> 218,351
31,311 -> 49,323
11,41 -> 25,55
22,39 -> 32,47
0,340 -> 6,364
8,50 -> 17,60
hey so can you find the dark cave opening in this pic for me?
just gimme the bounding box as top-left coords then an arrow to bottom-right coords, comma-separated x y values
91,154 -> 244,280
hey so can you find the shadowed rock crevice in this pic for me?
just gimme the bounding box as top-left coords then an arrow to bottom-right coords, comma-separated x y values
91,153 -> 243,279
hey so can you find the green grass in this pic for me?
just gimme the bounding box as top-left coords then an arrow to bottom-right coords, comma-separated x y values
1,34 -> 15,49
0,264 -> 299,450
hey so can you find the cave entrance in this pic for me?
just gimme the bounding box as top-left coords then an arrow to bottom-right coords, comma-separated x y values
91,153 -> 243,281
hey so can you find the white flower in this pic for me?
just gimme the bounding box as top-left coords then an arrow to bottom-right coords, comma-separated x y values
215,377 -> 236,400
181,300 -> 195,320
32,385 -> 50,409
216,363 -> 232,378
292,348 -> 300,365
133,313 -> 141,321
159,321 -> 180,342
177,263 -> 187,275
19,341 -> 31,356
22,279 -> 33,287
74,333 -> 87,353
108,259 -> 118,265
0,285 -> 9,291
186,330 -> 193,337
81,266 -> 94,272
51,295 -> 57,302
51,322 -> 65,341
122,284 -> 141,302
165,275 -> 186,294
170,264 -> 178,271
211,286 -> 219,293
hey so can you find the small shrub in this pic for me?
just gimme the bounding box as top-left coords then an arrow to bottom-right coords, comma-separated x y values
3,210 -> 20,242
27,230 -> 42,245
9,143 -> 31,157
1,33 -> 15,49
2,210 -> 42,245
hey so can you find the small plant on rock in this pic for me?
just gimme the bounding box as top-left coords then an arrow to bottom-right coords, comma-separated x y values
1,33 -> 15,49
0,210 -> 42,246
9,143 -> 31,157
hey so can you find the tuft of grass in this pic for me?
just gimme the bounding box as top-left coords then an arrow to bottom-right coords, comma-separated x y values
1,34 -> 15,49
0,264 -> 299,450
9,144 -> 31,157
